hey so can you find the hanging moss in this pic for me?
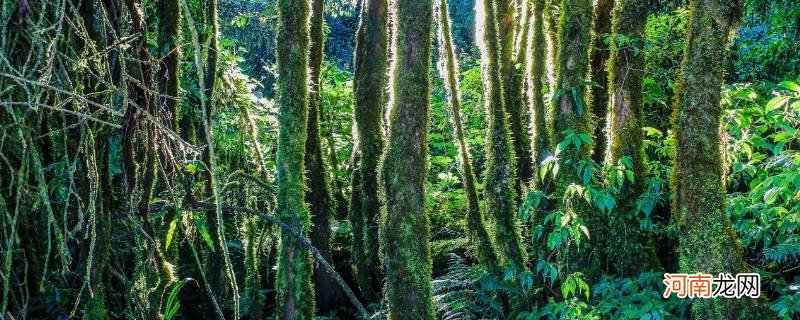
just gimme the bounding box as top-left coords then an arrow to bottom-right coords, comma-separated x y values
379,0 -> 435,318
436,0 -> 499,271
352,0 -> 389,300
275,0 -> 315,317
603,0 -> 658,277
588,0 -> 614,164
671,0 -> 772,318
476,0 -> 527,270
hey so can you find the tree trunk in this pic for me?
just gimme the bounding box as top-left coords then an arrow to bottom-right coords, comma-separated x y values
477,0 -> 528,270
529,0 -> 550,188
305,0 -> 346,313
352,0 -> 389,301
672,0 -> 769,318
603,0 -> 657,277
498,0 -> 534,195
275,0 -> 314,317
436,0 -> 499,272
589,0 -> 614,164
380,0 -> 435,318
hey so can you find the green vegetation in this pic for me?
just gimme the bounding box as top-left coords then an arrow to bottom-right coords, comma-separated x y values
1,0 -> 799,319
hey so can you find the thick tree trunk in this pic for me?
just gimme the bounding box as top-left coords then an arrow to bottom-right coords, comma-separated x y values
477,0 -> 528,270
436,0 -> 499,272
589,0 -> 614,164
275,0 -> 314,317
603,0 -> 658,277
380,0 -> 435,318
305,0 -> 346,313
351,0 -> 389,301
672,0 -> 770,318
553,0 -> 593,157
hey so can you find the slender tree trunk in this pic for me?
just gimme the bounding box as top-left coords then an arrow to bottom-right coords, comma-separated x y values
157,0 -> 180,131
436,0 -> 499,272
305,0 -> 345,313
275,0 -> 314,317
589,0 -> 614,164
121,0 -> 176,317
477,0 -> 527,270
529,0 -> 550,188
351,0 -> 389,301
498,0 -> 534,196
346,149 -> 373,301
380,0 -> 435,318
603,0 -> 656,277
671,0 -> 770,318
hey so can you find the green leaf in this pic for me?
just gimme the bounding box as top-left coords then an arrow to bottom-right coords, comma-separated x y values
165,219 -> 178,250
193,215 -> 215,252
779,80 -> 800,92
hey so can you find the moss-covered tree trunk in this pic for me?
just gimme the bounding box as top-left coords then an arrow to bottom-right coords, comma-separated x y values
553,0 -> 593,155
671,0 -> 769,318
529,0 -> 550,188
275,0 -> 314,317
551,0 -> 593,275
499,0 -> 535,195
603,0 -> 655,277
589,0 -> 614,164
380,0 -> 435,318
121,0 -> 176,317
436,0 -> 499,272
347,149 -> 372,300
351,0 -> 389,301
477,0 -> 527,270
304,0 -> 345,313
157,0 -> 180,131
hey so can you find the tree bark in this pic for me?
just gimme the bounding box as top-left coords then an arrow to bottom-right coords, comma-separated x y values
672,0 -> 770,318
351,0 -> 389,301
589,0 -> 614,164
529,0 -> 550,189
603,0 -> 657,277
436,0 -> 499,272
380,0 -> 435,318
477,0 -> 528,270
275,0 -> 314,317
305,0 -> 346,313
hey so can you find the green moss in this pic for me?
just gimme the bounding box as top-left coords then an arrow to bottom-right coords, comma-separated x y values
352,0 -> 389,300
379,0 -> 435,318
588,0 -> 614,164
275,0 -> 315,317
156,0 -> 180,131
530,0 -> 550,189
552,0 -> 593,156
602,0 -> 656,276
305,0 -> 344,313
671,0 -> 772,317
436,0 -> 499,272
477,0 -> 528,270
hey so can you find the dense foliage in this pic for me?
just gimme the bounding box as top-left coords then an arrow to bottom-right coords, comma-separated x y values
1,0 -> 798,319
